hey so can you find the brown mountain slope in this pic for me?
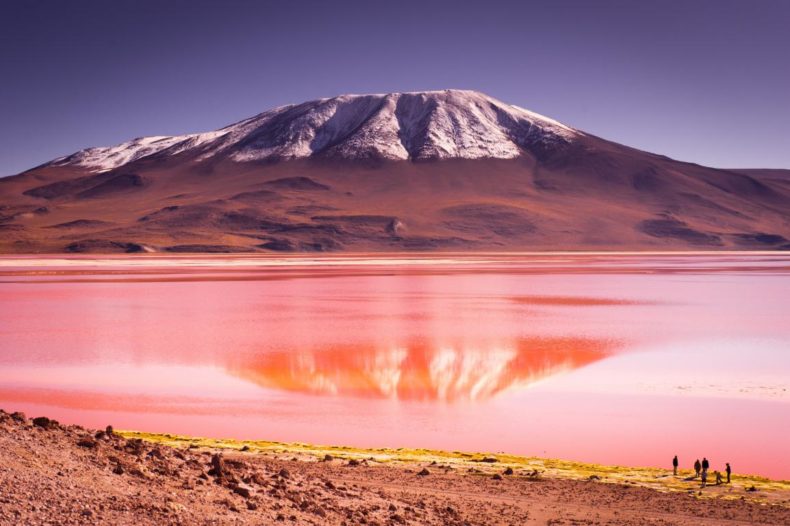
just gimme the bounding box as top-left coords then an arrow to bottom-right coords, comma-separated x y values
2,157 -> 789,253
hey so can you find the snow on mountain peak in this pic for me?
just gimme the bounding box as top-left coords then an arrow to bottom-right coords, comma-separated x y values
49,90 -> 580,172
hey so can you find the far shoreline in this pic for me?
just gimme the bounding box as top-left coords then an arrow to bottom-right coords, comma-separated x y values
2,249 -> 790,257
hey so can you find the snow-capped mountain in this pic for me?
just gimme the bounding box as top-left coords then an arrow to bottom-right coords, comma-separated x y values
2,89 -> 789,254
49,90 -> 580,171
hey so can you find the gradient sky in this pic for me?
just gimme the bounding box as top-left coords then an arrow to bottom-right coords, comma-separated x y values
1,0 -> 789,176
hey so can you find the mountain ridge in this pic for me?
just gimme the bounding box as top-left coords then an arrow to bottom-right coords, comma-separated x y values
43,90 -> 580,171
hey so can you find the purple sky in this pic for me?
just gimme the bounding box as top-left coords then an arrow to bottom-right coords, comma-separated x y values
1,0 -> 789,176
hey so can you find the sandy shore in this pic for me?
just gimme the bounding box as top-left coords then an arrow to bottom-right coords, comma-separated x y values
1,409 -> 788,525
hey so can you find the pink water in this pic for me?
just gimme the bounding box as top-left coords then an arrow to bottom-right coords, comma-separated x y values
1,253 -> 789,479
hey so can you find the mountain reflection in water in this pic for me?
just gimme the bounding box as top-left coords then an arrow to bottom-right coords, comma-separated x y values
230,337 -> 619,401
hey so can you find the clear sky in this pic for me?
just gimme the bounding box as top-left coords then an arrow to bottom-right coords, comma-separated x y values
1,0 -> 789,176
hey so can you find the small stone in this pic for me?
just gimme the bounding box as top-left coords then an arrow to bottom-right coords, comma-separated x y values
77,437 -> 97,448
417,468 -> 430,476
10,412 -> 26,422
250,472 -> 268,486
347,459 -> 360,467
232,483 -> 253,498
493,473 -> 503,480
113,464 -> 124,475
278,468 -> 290,479
208,454 -> 225,477
125,438 -> 144,455
32,417 -> 52,429
105,425 -> 114,436
504,467 -> 514,475
323,454 -> 334,462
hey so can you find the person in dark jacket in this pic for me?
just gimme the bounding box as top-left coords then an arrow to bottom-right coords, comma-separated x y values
702,457 -> 709,474
726,463 -> 732,483
694,459 -> 701,477
672,455 -> 678,475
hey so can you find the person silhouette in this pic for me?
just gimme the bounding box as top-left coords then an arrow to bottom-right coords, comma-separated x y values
702,457 -> 709,475
701,469 -> 707,488
694,459 -> 701,478
726,462 -> 731,483
715,471 -> 723,485
672,455 -> 678,475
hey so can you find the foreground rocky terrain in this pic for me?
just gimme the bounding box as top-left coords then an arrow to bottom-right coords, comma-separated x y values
2,90 -> 789,253
1,409 -> 789,525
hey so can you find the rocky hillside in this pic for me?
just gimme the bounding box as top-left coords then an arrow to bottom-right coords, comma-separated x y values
2,409 -> 789,525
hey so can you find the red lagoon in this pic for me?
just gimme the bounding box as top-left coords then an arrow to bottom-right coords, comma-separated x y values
0,253 -> 788,479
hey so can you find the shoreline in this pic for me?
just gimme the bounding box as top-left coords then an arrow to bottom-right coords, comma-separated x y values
3,410 -> 790,525
121,429 -> 790,505
2,249 -> 790,257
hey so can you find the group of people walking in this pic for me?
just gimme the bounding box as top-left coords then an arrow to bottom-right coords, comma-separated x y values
673,455 -> 731,487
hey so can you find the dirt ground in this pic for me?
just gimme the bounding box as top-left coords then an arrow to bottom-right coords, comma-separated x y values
1,409 -> 788,525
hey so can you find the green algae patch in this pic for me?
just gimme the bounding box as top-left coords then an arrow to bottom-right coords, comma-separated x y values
118,430 -> 790,508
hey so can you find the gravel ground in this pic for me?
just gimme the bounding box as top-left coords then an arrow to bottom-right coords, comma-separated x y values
1,409 -> 788,525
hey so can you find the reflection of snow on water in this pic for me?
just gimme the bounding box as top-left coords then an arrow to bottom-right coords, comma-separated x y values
367,348 -> 408,398
232,338 -> 615,402
428,347 -> 518,401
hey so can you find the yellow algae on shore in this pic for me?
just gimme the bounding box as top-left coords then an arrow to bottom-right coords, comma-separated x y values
120,430 -> 790,508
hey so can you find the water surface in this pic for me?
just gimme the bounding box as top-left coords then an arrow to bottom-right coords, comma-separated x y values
1,253 -> 788,478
